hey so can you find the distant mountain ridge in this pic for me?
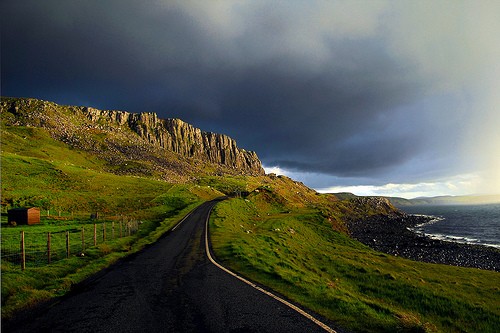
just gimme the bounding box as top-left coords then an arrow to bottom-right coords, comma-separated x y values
386,194 -> 500,206
1,97 -> 264,179
329,192 -> 500,207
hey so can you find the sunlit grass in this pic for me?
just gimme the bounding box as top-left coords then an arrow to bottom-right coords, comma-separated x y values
0,125 -> 224,318
210,195 -> 500,333
2,119 -> 499,332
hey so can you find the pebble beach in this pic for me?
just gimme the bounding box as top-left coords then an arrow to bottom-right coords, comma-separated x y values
347,214 -> 500,272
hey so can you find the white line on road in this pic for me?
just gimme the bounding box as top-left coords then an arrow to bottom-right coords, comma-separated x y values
204,204 -> 337,333
172,209 -> 195,231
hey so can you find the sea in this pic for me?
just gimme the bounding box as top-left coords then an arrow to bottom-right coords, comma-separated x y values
399,203 -> 500,249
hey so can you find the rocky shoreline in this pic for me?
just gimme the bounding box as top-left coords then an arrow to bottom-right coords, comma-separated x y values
347,214 -> 500,271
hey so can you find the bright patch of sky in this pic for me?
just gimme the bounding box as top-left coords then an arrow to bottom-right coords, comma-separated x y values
264,166 -> 483,199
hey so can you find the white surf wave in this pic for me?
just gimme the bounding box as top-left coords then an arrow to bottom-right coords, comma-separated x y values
408,214 -> 500,249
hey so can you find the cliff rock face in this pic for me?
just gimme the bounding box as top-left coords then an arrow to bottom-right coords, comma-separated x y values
1,97 -> 264,176
82,107 -> 263,175
349,197 -> 399,213
344,196 -> 405,220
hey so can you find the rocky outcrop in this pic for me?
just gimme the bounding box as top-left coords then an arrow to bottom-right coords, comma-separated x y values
348,196 -> 401,216
82,107 -> 264,175
1,97 -> 265,176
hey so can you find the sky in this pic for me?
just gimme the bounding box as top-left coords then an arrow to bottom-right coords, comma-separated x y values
2,0 -> 499,198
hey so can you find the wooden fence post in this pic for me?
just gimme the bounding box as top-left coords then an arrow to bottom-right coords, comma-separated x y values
81,226 -> 85,252
94,224 -> 97,246
66,231 -> 70,258
20,231 -> 26,270
47,232 -> 51,264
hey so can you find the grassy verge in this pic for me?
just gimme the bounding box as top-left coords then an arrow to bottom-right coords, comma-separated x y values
0,123 -> 230,318
210,196 -> 500,333
0,138 -> 223,318
1,195 -> 216,319
3,120 -> 498,331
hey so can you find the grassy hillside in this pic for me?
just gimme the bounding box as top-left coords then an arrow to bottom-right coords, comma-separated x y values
210,182 -> 500,333
0,123 -> 224,317
1,97 -> 256,183
2,101 -> 499,332
1,126 -> 197,214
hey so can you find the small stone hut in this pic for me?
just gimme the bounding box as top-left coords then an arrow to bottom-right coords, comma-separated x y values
8,207 -> 41,225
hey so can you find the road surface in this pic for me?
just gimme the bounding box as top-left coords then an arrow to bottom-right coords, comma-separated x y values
4,199 -> 340,332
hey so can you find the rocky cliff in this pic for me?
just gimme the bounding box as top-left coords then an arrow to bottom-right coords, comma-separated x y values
348,196 -> 402,216
82,107 -> 263,175
1,97 -> 264,176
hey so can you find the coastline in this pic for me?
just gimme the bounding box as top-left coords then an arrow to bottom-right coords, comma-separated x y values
347,214 -> 500,272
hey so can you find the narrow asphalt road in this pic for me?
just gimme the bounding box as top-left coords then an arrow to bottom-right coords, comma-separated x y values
4,199 -> 339,333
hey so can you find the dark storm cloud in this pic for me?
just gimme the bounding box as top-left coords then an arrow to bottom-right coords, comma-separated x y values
1,1 -> 438,179
1,1 -> 209,105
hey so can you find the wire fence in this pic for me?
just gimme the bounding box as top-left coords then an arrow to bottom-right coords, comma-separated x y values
1,220 -> 139,270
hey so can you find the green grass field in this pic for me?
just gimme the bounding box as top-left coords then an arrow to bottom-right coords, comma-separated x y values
3,121 -> 500,332
1,125 -> 224,317
0,191 -> 224,318
210,195 -> 500,333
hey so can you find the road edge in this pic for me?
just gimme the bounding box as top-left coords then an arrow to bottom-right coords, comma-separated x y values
204,202 -> 337,333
